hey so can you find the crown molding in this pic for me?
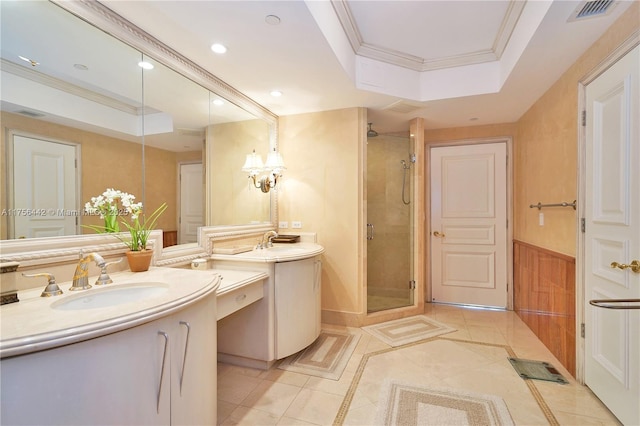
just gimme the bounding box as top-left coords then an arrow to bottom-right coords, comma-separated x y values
51,0 -> 277,125
331,0 -> 525,72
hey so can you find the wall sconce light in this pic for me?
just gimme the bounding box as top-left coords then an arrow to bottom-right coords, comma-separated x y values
242,148 -> 286,193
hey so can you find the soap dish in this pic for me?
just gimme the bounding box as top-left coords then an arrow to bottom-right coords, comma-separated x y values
272,235 -> 300,243
212,245 -> 254,255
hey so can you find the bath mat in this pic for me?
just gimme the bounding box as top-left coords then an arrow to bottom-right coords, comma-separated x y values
362,315 -> 456,347
508,358 -> 569,384
375,381 -> 515,426
278,330 -> 361,380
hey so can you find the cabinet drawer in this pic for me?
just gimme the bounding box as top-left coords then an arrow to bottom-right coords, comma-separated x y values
217,280 -> 264,320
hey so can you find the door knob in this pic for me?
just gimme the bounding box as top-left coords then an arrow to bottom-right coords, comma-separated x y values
610,260 -> 640,273
433,231 -> 445,238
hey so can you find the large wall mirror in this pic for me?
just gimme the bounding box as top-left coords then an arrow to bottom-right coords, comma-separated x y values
1,1 -> 277,262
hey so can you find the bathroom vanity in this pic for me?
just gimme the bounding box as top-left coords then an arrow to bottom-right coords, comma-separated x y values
212,242 -> 324,369
0,268 -> 220,425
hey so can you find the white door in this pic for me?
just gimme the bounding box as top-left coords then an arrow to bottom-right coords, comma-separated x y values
584,45 -> 639,426
430,142 -> 508,308
11,135 -> 78,239
179,163 -> 203,244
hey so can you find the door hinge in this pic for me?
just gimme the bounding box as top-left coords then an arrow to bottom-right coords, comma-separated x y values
581,323 -> 585,338
581,218 -> 586,233
581,110 -> 586,126
409,280 -> 416,290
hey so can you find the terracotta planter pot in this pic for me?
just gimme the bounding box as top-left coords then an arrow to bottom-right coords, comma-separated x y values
126,250 -> 153,272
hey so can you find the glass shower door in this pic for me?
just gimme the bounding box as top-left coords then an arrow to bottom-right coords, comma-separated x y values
366,133 -> 415,313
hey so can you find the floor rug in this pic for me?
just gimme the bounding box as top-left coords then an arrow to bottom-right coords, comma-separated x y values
362,315 -> 456,347
375,381 -> 515,426
277,330 -> 361,380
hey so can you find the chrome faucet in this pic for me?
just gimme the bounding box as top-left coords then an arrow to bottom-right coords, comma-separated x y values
257,230 -> 278,249
70,252 -> 106,291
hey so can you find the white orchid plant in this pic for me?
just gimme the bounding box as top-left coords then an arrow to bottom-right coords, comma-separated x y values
84,188 -> 167,251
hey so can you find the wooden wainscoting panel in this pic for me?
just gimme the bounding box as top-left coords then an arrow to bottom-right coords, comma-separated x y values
514,240 -> 576,377
163,231 -> 178,248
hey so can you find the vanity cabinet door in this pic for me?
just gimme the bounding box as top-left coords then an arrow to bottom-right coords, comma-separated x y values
169,294 -> 217,425
275,257 -> 322,359
0,318 -> 171,425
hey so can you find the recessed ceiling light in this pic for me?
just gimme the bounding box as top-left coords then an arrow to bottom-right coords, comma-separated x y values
74,64 -> 88,71
265,15 -> 281,25
138,61 -> 154,70
469,117 -> 479,121
212,99 -> 224,106
211,43 -> 227,54
270,90 -> 282,97
18,55 -> 39,67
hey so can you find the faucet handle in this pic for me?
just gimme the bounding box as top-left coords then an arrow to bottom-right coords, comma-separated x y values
22,272 -> 63,297
95,258 -> 122,286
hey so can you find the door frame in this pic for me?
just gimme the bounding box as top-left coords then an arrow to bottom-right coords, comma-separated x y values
576,32 -> 640,384
425,137 -> 514,309
5,130 -> 82,239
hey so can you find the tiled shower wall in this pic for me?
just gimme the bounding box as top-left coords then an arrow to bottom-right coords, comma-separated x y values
513,240 -> 576,377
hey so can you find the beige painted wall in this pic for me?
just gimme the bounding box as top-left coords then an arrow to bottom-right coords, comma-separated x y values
424,124 -> 518,144
514,2 -> 639,256
0,111 -> 194,239
209,119 -> 270,226
278,108 -> 364,318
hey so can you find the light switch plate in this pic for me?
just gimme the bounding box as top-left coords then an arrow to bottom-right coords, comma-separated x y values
292,221 -> 302,229
279,221 -> 288,229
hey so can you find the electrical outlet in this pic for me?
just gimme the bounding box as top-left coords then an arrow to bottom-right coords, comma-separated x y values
292,221 -> 302,229
279,221 -> 288,229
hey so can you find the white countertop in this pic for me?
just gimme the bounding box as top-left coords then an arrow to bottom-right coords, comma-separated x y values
211,242 -> 324,263
213,269 -> 268,295
0,267 -> 220,358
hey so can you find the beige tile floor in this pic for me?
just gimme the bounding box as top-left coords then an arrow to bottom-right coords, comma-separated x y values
217,304 -> 621,425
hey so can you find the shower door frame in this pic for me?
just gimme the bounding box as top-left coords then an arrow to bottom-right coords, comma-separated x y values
364,118 -> 425,324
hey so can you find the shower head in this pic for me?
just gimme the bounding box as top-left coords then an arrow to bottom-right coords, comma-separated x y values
367,123 -> 378,138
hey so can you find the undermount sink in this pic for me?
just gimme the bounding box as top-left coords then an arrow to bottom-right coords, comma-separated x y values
51,282 -> 170,311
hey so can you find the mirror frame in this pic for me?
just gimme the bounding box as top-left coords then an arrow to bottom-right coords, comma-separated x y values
0,1 -> 279,268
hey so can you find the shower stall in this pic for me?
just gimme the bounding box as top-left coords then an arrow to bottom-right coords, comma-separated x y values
366,129 -> 416,313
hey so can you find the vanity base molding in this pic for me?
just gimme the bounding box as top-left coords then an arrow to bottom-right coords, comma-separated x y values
217,352 -> 276,370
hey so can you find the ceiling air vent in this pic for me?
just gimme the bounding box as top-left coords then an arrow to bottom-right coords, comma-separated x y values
568,0 -> 617,22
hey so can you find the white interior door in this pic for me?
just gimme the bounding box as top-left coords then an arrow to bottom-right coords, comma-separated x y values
584,45 -> 639,426
430,142 -> 508,308
179,162 -> 203,244
11,135 -> 78,238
